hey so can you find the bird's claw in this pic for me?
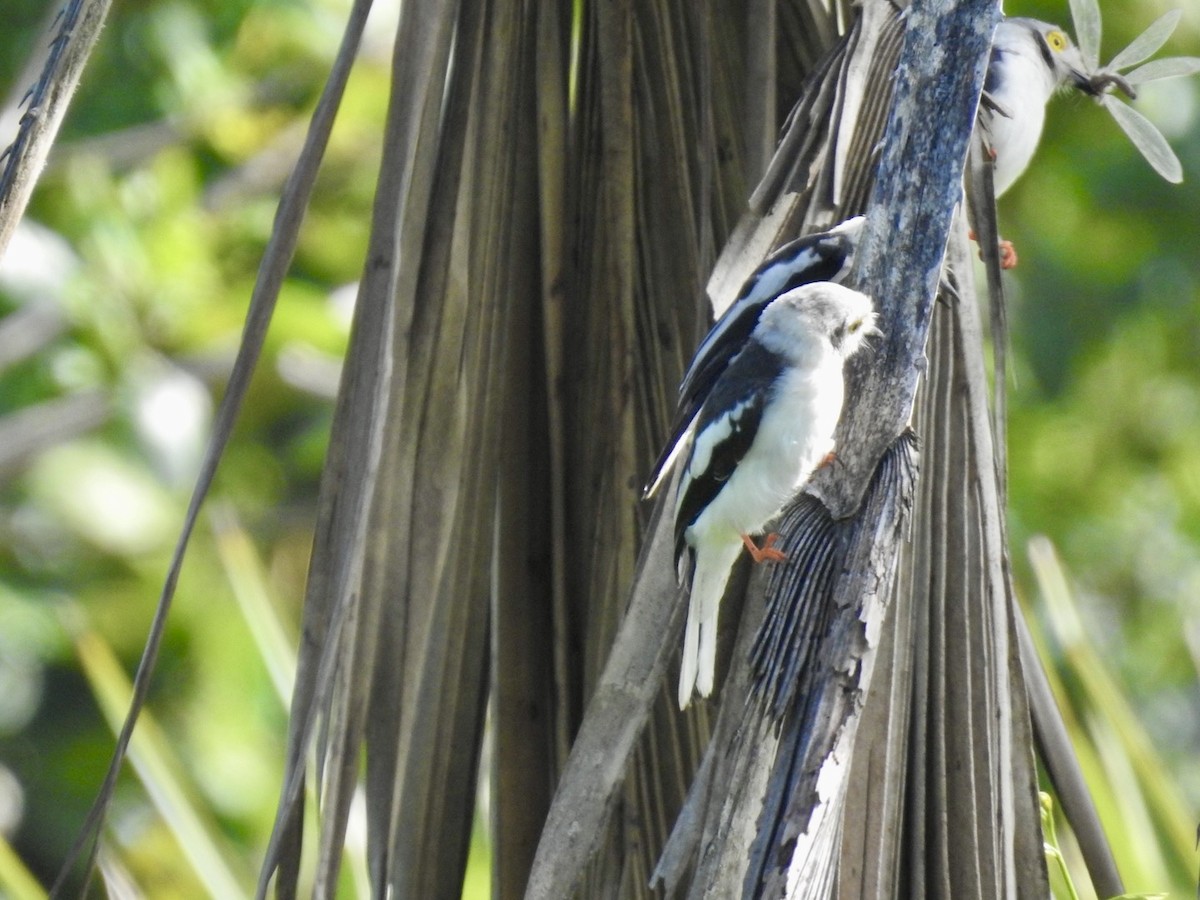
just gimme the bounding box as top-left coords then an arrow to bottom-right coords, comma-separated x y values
968,230 -> 1019,269
999,239 -> 1018,269
742,532 -> 787,563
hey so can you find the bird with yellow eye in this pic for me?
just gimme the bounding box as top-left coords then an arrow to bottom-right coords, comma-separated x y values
981,19 -> 1100,198
977,18 -> 1100,267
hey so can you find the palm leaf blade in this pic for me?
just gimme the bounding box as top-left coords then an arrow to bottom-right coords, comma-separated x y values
1101,94 -> 1183,183
1106,10 -> 1181,72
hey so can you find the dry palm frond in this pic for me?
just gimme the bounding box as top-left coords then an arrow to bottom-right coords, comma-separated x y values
261,0 -> 529,891
534,0 -> 1121,896
29,0 -> 1130,894
0,0 -> 112,257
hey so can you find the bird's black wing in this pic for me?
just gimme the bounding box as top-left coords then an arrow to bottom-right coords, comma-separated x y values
677,230 -> 853,406
644,227 -> 854,498
673,341 -> 786,563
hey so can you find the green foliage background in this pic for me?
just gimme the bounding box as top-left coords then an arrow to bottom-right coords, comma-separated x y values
0,0 -> 1194,896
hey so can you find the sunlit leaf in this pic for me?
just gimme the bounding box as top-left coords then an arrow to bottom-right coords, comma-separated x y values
1068,0 -> 1103,70
0,833 -> 44,900
72,619 -> 250,897
1029,538 -> 1195,891
1100,94 -> 1184,183
210,503 -> 297,706
1106,10 -> 1182,72
1125,56 -> 1200,86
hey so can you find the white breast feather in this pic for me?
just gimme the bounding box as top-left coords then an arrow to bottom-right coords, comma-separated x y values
676,344 -> 842,708
684,348 -> 840,547
673,280 -> 873,709
987,51 -> 1055,196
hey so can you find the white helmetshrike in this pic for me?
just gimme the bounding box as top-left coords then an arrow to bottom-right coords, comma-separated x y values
670,281 -> 876,709
978,18 -> 1100,268
982,17 -> 1094,197
643,216 -> 864,499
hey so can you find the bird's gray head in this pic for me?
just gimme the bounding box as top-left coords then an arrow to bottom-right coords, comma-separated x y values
993,18 -> 1091,99
756,282 -> 878,361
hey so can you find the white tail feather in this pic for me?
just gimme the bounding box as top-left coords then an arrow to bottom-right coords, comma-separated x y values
678,538 -> 744,709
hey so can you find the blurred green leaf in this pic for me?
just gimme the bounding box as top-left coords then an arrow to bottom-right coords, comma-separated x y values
0,832 -> 45,900
67,610 -> 249,896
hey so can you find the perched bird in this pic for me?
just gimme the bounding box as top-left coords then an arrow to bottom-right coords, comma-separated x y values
982,18 -> 1092,195
671,282 -> 876,708
643,216 -> 864,499
977,18 -> 1093,267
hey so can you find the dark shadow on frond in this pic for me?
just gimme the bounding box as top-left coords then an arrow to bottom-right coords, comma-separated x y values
749,496 -> 840,717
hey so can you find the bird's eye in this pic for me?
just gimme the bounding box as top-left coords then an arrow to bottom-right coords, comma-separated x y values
1046,30 -> 1068,52
848,319 -> 863,334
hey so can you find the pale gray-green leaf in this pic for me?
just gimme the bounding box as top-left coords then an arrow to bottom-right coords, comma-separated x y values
1125,55 -> 1200,85
1101,93 -> 1184,182
1106,9 -> 1181,71
1068,0 -> 1103,71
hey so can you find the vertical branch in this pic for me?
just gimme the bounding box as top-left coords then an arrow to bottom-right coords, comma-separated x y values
813,0 -> 1001,516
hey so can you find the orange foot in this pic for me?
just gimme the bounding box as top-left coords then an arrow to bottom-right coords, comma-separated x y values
742,532 -> 787,563
818,450 -> 837,468
999,239 -> 1018,269
967,230 -> 1019,269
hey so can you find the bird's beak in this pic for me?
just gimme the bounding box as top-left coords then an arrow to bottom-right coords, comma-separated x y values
1064,48 -> 1138,100
1082,69 -> 1138,100
1061,47 -> 1097,96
